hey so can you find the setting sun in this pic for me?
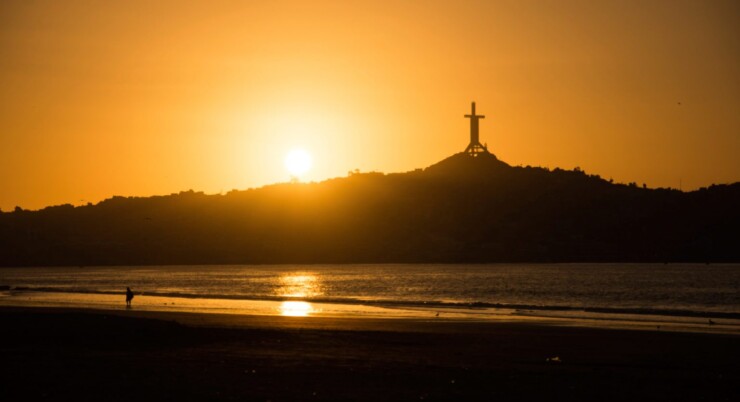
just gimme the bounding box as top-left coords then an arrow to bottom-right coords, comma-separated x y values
284,149 -> 313,178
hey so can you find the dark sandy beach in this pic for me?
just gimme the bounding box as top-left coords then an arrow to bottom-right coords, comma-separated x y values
1,307 -> 738,401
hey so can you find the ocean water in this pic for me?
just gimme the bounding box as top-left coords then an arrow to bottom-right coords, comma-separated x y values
1,264 -> 739,322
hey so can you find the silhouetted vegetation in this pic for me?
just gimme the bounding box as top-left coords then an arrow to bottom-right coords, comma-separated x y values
1,153 -> 738,265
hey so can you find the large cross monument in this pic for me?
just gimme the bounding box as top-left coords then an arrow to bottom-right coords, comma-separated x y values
464,101 -> 489,157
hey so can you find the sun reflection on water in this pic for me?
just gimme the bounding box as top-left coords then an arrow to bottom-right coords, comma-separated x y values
275,273 -> 323,316
277,273 -> 323,298
279,301 -> 316,316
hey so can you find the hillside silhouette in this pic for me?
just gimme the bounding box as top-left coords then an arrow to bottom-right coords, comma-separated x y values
1,153 -> 738,265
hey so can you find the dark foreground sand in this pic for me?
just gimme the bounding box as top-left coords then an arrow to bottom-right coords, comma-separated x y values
1,307 -> 738,401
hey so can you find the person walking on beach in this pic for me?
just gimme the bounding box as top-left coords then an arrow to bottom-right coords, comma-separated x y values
126,287 -> 134,307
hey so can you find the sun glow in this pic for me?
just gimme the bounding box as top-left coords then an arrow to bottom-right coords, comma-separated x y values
284,149 -> 312,178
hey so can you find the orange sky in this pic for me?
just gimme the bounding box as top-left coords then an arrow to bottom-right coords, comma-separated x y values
1,0 -> 739,211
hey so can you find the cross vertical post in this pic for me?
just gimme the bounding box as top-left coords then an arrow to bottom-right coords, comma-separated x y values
464,102 -> 489,157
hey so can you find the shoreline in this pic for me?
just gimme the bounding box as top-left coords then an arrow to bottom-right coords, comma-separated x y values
2,290 -> 739,335
5,303 -> 740,335
6,285 -> 740,319
2,305 -> 739,400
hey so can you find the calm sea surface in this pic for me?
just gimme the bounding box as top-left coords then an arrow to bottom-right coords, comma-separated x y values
1,264 -> 739,318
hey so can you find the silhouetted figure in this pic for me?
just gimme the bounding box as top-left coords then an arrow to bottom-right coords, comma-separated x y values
126,287 -> 134,307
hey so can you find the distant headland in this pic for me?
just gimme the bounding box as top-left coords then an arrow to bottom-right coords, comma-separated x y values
1,102 -> 738,265
1,152 -> 738,265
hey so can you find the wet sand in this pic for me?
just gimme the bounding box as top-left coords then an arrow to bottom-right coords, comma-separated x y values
1,306 -> 738,401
